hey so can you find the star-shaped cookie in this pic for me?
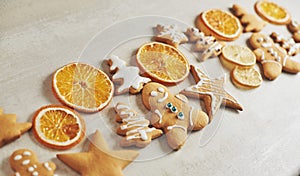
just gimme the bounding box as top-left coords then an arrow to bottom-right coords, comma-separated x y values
181,65 -> 243,120
154,24 -> 188,48
57,130 -> 139,176
0,108 -> 32,147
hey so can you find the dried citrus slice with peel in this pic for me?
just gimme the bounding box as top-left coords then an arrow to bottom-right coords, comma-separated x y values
220,45 -> 256,70
136,42 -> 189,85
32,105 -> 86,150
196,9 -> 242,41
52,62 -> 114,113
231,66 -> 262,89
255,0 -> 291,25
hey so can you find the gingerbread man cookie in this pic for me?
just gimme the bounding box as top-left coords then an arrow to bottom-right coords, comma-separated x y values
9,149 -> 56,176
142,82 -> 209,150
185,27 -> 225,61
249,33 -> 300,80
0,108 -> 32,147
270,32 -> 300,56
107,55 -> 151,95
115,102 -> 163,148
154,24 -> 188,48
231,4 -> 266,32
287,20 -> 300,43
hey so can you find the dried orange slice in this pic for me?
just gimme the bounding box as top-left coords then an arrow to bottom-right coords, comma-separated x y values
231,66 -> 262,89
220,45 -> 256,70
136,42 -> 189,85
196,9 -> 242,41
32,105 -> 86,150
52,62 -> 114,113
255,0 -> 291,25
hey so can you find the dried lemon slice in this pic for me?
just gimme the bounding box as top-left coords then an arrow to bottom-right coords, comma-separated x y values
255,0 -> 291,25
231,66 -> 262,89
136,42 -> 189,85
196,9 -> 242,41
220,45 -> 256,70
32,105 -> 86,150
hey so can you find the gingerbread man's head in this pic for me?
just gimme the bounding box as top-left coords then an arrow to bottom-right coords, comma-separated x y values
249,33 -> 292,80
142,82 -> 209,150
9,149 -> 56,176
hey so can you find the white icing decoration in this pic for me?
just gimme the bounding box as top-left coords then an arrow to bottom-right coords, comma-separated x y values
32,171 -> 39,176
28,166 -> 34,172
282,56 -> 288,66
157,24 -> 187,43
175,94 -> 188,103
150,91 -> 158,97
23,151 -> 31,156
157,92 -> 168,103
14,155 -> 22,161
262,43 -> 273,48
15,172 -> 21,176
44,162 -> 52,171
167,125 -> 187,132
291,20 -> 299,28
184,68 -> 225,116
158,87 -> 165,93
116,104 -> 130,110
189,106 -> 194,127
154,109 -> 163,124
116,103 -> 159,141
22,159 -> 30,165
109,55 -> 151,93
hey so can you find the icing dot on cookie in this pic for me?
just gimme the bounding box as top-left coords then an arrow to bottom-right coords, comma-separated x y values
28,166 -> 34,172
32,171 -> 39,176
158,87 -> 165,93
23,151 -> 31,156
150,91 -> 158,97
14,155 -> 22,161
15,172 -> 21,176
22,159 -> 30,165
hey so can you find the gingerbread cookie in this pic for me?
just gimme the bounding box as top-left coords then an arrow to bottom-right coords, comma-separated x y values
181,65 -> 243,120
270,32 -> 300,56
57,130 -> 139,176
0,108 -> 32,147
249,33 -> 300,80
142,82 -> 209,150
9,149 -> 56,176
231,4 -> 266,32
154,24 -> 188,48
185,27 -> 225,61
115,102 -> 163,148
287,20 -> 300,42
107,55 -> 151,95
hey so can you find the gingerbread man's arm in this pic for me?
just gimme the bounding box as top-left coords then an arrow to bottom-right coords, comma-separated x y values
282,58 -> 300,74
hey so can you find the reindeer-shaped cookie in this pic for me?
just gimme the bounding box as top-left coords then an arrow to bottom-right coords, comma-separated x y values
142,82 -> 209,150
249,33 -> 300,80
9,149 -> 56,176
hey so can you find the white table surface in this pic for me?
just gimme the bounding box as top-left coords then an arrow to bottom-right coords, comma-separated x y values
1,0 -> 300,175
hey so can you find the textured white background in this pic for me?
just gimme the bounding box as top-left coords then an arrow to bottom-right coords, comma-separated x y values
1,0 -> 300,175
